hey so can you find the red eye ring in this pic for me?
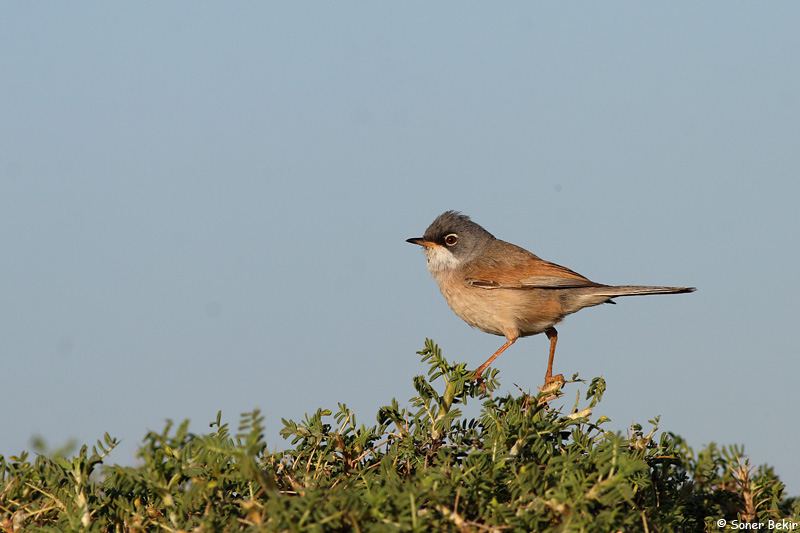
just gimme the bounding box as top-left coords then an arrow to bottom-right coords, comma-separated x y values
444,234 -> 458,246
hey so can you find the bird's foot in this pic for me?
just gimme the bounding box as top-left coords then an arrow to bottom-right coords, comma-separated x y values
470,371 -> 488,394
541,373 -> 565,394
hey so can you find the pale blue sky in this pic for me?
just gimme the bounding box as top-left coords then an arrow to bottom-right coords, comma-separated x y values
2,4 -> 799,494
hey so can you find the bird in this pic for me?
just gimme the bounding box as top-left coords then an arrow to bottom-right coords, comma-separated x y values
406,211 -> 695,388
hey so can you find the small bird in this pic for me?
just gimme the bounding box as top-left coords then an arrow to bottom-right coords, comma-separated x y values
407,211 -> 695,387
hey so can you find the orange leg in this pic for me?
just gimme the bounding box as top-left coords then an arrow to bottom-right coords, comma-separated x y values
473,337 -> 517,380
544,327 -> 565,386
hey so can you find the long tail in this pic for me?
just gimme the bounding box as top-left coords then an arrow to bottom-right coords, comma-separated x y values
600,285 -> 696,297
576,285 -> 695,308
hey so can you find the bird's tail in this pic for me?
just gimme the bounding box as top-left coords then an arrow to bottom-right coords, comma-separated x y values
598,285 -> 696,297
573,285 -> 695,309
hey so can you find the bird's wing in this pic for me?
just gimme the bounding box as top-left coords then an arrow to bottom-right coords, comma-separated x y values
463,247 -> 603,290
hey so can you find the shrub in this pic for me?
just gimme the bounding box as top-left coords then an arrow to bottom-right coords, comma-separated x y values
2,339 -> 797,531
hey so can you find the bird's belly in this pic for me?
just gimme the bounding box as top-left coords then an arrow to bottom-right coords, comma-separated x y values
436,274 -> 565,338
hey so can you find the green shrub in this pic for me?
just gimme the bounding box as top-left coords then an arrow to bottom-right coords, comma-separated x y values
2,339 -> 797,531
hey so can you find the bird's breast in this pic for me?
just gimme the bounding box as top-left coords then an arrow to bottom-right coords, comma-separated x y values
431,270 -> 566,338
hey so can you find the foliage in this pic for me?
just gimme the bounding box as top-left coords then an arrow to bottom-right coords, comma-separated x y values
2,339 -> 797,531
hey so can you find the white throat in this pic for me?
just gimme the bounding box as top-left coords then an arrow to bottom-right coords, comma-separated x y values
425,245 -> 460,274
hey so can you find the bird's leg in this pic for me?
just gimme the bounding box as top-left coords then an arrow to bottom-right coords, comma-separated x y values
543,327 -> 565,386
472,337 -> 517,381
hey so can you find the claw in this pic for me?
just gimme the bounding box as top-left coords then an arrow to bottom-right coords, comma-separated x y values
541,373 -> 565,394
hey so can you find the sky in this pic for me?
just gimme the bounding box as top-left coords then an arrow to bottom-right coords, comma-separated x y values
2,3 -> 799,495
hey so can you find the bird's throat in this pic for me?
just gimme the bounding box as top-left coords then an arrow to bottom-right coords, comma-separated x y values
425,246 -> 460,274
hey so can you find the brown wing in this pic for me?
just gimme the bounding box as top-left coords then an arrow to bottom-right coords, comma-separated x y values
462,241 -> 604,290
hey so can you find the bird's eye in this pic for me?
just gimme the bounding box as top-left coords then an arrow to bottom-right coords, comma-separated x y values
444,234 -> 458,246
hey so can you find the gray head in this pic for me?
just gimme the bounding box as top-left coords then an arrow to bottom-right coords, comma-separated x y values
406,211 -> 495,272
